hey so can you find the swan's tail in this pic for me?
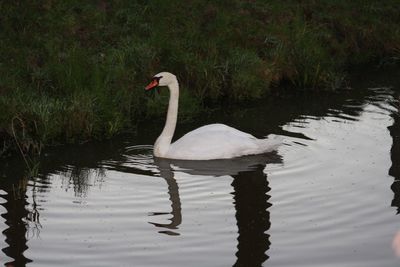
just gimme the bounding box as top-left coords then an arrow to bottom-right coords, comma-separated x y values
258,134 -> 283,153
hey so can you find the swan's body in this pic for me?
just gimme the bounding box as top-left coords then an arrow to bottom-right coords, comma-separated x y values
166,123 -> 280,160
146,72 -> 281,160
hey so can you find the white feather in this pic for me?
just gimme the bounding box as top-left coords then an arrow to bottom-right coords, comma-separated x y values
148,72 -> 282,160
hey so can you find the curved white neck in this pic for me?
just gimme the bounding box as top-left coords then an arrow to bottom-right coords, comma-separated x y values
154,80 -> 179,157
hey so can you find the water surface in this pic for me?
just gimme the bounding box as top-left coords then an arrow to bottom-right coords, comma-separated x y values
1,67 -> 400,267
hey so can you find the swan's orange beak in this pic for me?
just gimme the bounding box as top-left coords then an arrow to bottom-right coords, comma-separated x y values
145,79 -> 159,90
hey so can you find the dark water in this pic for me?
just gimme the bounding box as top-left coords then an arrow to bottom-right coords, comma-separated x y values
1,67 -> 400,267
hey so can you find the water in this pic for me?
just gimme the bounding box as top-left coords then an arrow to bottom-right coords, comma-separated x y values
1,67 -> 400,267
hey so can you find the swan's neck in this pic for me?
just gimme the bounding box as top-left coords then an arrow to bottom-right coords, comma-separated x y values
154,80 -> 179,157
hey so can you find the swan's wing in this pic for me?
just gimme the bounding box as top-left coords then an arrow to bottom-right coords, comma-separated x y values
167,124 -> 279,160
177,123 -> 255,139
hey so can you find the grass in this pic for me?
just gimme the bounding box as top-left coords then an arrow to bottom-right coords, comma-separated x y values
1,0 -> 399,158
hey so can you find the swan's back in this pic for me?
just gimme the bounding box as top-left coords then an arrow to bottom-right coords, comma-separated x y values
166,124 -> 281,160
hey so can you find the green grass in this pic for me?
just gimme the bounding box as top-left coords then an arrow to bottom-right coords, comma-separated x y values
1,0 -> 399,157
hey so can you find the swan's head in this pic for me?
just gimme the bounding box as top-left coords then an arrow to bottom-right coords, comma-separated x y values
145,72 -> 177,90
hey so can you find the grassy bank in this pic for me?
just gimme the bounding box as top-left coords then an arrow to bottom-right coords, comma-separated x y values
1,0 -> 399,157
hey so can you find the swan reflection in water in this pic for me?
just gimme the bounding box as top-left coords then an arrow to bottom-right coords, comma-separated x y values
113,147 -> 282,266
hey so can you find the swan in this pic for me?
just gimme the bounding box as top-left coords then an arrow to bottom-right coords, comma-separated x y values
145,72 -> 282,160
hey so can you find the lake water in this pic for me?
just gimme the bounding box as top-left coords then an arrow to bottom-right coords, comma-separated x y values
1,67 -> 400,267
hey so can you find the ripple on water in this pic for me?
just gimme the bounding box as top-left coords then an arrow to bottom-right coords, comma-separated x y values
22,142 -> 240,267
2,78 -> 400,267
267,92 -> 398,267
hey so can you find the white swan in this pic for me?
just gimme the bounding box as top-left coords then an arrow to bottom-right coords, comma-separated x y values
145,72 -> 282,160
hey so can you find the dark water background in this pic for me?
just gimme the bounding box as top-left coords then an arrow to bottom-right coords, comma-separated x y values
1,67 -> 400,267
